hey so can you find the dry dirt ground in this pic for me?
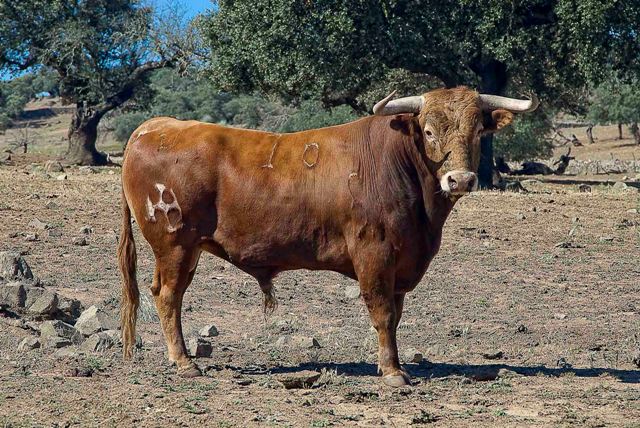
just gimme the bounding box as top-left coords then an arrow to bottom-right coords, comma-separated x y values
1,112 -> 640,427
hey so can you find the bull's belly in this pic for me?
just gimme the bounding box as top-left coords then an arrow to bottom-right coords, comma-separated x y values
205,217 -> 354,275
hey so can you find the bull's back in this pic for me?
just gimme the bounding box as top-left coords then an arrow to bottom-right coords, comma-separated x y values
122,117 -> 359,270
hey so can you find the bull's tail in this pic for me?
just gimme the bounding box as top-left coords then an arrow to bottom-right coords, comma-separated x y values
118,190 -> 139,359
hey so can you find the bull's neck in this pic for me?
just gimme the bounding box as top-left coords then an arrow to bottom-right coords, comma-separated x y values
414,166 -> 455,237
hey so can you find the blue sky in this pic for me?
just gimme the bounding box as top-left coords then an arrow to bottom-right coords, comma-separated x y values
155,0 -> 213,18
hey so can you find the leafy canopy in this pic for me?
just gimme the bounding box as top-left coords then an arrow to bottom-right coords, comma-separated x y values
588,77 -> 640,126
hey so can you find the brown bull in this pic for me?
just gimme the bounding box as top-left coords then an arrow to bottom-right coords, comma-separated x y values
118,87 -> 537,386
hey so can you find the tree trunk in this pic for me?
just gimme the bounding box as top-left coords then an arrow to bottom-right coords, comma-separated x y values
617,123 -> 623,140
632,122 -> 640,145
474,60 -> 508,189
586,125 -> 595,144
65,104 -> 108,165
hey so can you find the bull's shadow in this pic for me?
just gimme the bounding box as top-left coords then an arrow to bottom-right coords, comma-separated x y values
262,361 -> 640,384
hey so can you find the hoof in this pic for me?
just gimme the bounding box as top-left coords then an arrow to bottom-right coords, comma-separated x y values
382,371 -> 411,387
178,365 -> 202,378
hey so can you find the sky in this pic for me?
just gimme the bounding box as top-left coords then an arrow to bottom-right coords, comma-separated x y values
155,0 -> 213,18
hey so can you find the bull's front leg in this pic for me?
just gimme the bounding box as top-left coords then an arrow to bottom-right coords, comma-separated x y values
359,269 -> 410,387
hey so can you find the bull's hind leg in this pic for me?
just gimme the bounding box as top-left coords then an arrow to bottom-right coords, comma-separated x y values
152,247 -> 201,377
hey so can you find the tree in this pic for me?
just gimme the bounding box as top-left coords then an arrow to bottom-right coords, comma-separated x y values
0,1 -> 198,165
588,78 -> 640,145
203,0 -> 640,186
0,69 -> 59,130
112,68 -> 360,142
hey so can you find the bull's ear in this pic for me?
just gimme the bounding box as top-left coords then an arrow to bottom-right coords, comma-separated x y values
483,109 -> 514,134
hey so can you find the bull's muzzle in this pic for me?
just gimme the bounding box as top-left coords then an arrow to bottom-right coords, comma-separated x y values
440,171 -> 478,195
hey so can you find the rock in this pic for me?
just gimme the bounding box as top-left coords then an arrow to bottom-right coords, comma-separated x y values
18,336 -> 40,351
56,173 -> 67,181
578,184 -> 591,193
47,229 -> 62,238
75,305 -> 117,336
55,348 -> 81,359
470,368 -> 500,382
44,201 -> 59,210
497,368 -> 521,378
79,225 -> 93,234
199,324 -> 219,338
554,313 -> 567,320
293,336 -> 320,349
44,161 -> 64,173
40,320 -> 83,346
515,324 -> 528,333
505,181 -> 526,193
81,332 -> 114,352
403,348 -> 423,363
612,181 -> 637,192
24,286 -> 45,308
0,252 -> 34,281
188,338 -> 213,357
556,357 -> 572,369
58,297 -> 83,320
632,351 -> 640,368
599,236 -> 615,242
72,237 -> 88,246
516,213 -> 526,220
24,234 -> 39,242
103,329 -> 121,344
28,291 -> 59,315
482,350 -> 504,360
344,285 -> 361,299
78,166 -> 97,174
275,370 -> 321,389
45,336 -> 73,349
28,218 -> 50,230
0,282 -> 27,308
627,209 -> 638,214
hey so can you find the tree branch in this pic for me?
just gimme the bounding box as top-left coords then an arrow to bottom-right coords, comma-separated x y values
97,59 -> 171,115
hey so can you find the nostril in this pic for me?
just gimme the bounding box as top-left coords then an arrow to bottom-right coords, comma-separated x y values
468,175 -> 477,189
447,175 -> 458,190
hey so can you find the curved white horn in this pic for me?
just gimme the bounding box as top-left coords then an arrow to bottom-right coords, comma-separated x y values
479,93 -> 539,113
373,91 -> 424,116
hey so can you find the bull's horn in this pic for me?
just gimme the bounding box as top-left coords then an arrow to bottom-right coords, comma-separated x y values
479,93 -> 539,113
373,91 -> 424,116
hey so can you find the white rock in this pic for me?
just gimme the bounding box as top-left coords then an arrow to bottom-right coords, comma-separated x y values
18,336 -> 40,351
199,324 -> 219,338
188,338 -> 213,357
74,305 -> 117,336
344,285 -> 361,299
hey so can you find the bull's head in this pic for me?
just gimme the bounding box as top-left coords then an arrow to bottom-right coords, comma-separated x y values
373,87 -> 538,198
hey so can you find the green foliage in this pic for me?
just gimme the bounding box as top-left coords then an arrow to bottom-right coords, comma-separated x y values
112,69 -> 361,142
588,78 -> 640,126
113,112 -> 150,143
494,111 -> 554,162
278,101 -> 358,133
203,0 -> 639,110
0,69 -> 60,130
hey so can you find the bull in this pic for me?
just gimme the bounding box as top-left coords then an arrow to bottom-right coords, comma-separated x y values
118,87 -> 537,386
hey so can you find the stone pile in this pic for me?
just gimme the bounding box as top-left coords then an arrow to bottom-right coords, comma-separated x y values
0,251 -> 120,354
